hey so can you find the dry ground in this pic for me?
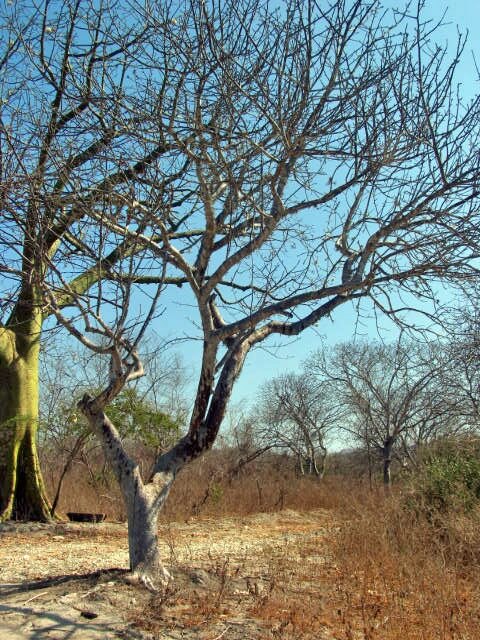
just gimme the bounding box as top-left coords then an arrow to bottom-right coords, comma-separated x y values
0,509 -> 342,640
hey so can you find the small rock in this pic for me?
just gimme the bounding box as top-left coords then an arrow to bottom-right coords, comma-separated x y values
80,610 -> 98,620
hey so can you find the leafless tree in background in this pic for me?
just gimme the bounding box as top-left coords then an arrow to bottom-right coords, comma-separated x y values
307,341 -> 459,486
1,0 -> 480,585
255,372 -> 342,478
441,307 -> 480,432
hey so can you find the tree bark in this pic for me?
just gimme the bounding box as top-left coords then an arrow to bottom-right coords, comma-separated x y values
382,437 -> 394,489
124,478 -> 172,587
316,444 -> 327,479
77,336 -> 253,588
79,396 -> 173,588
296,452 -> 305,476
0,329 -> 52,521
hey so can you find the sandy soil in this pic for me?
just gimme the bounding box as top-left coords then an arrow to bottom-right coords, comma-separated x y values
0,509 -> 338,639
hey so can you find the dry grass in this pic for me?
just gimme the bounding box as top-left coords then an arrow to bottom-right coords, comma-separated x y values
128,511 -> 337,639
197,492 -> 477,638
127,484 -> 480,638
330,489 -> 480,639
42,449 -> 351,521
39,449 -> 480,638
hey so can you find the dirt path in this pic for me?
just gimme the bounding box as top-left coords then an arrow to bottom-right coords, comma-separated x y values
0,509 -> 339,639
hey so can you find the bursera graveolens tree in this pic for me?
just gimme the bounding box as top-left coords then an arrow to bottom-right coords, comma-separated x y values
1,0 -> 480,585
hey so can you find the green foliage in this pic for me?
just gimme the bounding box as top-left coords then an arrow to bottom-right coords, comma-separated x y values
408,437 -> 480,514
209,482 -> 224,505
40,385 -> 182,455
108,387 -> 181,451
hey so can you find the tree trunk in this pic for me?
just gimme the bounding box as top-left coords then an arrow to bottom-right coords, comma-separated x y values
296,453 -> 305,476
316,444 -> 327,479
79,397 -> 173,588
366,438 -> 373,490
308,455 -> 314,475
0,331 -> 52,521
125,480 -> 171,588
310,451 -> 319,476
382,438 -> 394,489
77,335 -> 253,588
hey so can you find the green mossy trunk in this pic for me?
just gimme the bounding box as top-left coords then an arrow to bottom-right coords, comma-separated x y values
0,328 -> 52,521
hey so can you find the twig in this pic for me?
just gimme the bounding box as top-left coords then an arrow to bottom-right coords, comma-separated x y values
23,592 -> 47,605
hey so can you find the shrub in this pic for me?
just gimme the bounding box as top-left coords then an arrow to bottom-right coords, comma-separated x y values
408,436 -> 480,514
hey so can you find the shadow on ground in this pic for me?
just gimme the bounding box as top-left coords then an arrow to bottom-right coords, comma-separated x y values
0,569 -> 144,640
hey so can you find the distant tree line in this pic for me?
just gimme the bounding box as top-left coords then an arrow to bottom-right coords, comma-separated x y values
246,320 -> 480,488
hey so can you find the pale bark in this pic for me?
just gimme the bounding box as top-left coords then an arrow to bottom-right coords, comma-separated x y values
297,453 -> 305,477
316,444 -> 327,479
79,394 -> 174,587
74,333 -> 253,587
125,479 -> 172,587
382,437 -> 394,489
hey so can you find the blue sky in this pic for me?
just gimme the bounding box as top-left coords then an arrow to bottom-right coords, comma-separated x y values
150,0 -> 480,411
33,0 -> 478,415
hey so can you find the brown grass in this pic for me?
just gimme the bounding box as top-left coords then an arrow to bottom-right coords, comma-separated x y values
130,483 -> 480,638
40,448 -> 480,638
330,489 -> 480,639
41,448 -> 351,521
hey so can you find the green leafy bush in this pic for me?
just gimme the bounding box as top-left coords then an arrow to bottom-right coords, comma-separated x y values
408,437 -> 480,514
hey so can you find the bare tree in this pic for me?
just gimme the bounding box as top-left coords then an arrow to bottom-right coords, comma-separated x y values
2,0 -> 480,585
0,0 -> 195,520
441,307 -> 480,432
308,340 -> 457,486
38,341 -> 188,516
255,373 -> 341,478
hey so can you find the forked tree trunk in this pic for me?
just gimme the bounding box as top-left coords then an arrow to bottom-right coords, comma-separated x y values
78,331 -> 252,588
0,330 -> 52,521
80,397 -> 173,588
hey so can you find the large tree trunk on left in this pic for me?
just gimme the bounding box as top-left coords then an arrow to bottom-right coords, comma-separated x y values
0,327 -> 52,521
